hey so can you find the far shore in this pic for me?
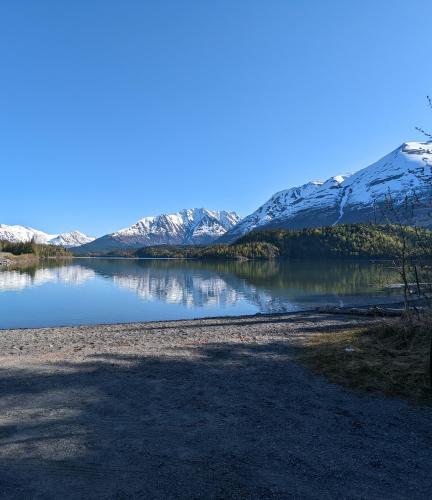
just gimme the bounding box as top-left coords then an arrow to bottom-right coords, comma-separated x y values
2,251 -> 401,265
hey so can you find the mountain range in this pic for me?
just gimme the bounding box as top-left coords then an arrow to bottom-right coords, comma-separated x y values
74,208 -> 241,253
0,225 -> 95,248
220,141 -> 432,242
2,141 -> 431,252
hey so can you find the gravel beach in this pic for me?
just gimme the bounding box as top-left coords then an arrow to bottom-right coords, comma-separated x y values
0,312 -> 431,499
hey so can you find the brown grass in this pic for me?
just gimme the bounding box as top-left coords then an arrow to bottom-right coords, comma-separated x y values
0,252 -> 40,267
297,314 -> 432,404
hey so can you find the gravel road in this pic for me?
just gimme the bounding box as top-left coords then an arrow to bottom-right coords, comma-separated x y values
0,313 -> 431,499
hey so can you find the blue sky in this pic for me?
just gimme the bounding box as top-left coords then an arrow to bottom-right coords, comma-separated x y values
1,0 -> 432,236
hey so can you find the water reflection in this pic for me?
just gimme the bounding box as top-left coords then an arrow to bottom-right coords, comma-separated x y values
113,274 -> 240,307
0,258 -> 402,327
0,265 -> 95,292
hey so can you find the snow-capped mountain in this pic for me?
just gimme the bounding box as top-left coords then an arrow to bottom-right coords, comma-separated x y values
221,141 -> 432,242
48,231 -> 95,247
75,208 -> 241,252
0,224 -> 95,248
0,224 -> 57,245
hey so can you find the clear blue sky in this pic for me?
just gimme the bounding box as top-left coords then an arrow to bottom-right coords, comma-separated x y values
1,0 -> 432,236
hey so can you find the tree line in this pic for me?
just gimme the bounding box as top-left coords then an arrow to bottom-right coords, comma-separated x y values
113,223 -> 432,261
0,239 -> 72,258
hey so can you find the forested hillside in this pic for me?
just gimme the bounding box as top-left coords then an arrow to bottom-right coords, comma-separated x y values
134,241 -> 279,260
0,239 -> 72,258
236,224 -> 432,259
129,224 -> 432,260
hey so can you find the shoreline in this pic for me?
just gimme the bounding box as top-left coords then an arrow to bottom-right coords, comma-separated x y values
0,310 -> 373,362
0,252 -> 73,269
0,299 -> 410,332
1,310 -> 431,498
71,254 -> 398,262
0,309 -> 314,332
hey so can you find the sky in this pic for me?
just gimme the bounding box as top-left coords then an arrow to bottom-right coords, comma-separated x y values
1,0 -> 432,236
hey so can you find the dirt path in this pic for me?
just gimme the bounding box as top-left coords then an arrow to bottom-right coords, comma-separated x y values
0,313 -> 431,499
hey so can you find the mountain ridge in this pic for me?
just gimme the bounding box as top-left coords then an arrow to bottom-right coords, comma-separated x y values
0,224 -> 95,248
220,141 -> 432,242
74,208 -> 241,253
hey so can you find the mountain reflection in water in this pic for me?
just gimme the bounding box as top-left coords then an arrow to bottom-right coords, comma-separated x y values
0,258 -> 402,328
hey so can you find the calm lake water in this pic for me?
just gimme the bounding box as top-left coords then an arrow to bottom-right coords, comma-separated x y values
0,258 -> 404,329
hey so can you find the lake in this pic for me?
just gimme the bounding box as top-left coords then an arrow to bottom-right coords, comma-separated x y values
0,258 -> 404,329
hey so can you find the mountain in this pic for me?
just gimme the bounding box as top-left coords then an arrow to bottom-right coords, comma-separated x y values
0,224 -> 95,248
75,208 -> 241,253
221,141 -> 432,242
48,231 -> 96,247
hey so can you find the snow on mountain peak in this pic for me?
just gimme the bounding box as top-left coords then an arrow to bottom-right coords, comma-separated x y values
0,224 -> 95,247
0,224 -> 56,245
78,208 -> 241,252
401,141 -> 432,154
221,141 -> 432,241
332,174 -> 351,184
49,231 -> 96,247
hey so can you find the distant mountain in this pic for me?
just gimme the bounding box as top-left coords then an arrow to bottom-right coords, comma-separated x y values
48,231 -> 96,247
75,208 -> 241,253
0,224 -> 95,248
221,141 -> 432,242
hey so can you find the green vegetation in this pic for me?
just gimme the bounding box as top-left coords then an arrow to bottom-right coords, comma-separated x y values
116,224 -> 432,261
236,223 -> 432,259
134,241 -> 279,260
0,239 -> 72,258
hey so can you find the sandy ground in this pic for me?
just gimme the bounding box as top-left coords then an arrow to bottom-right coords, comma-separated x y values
0,312 -> 431,499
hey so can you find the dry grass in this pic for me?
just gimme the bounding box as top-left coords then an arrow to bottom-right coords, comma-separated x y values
0,252 -> 40,267
297,314 -> 432,404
